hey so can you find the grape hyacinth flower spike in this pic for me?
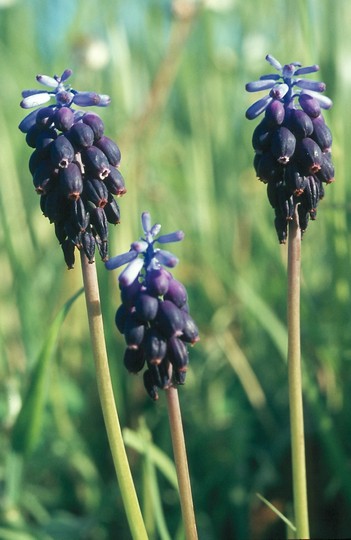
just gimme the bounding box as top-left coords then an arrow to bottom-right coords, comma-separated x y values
106,212 -> 199,400
246,54 -> 335,242
19,69 -> 126,268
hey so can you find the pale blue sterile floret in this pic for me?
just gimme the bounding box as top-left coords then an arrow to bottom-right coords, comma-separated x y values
245,54 -> 332,120
105,212 -> 184,286
19,69 -> 111,132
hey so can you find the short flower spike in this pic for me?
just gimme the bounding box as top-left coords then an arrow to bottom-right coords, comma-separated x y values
106,212 -> 199,400
246,55 -> 335,242
19,70 -> 126,267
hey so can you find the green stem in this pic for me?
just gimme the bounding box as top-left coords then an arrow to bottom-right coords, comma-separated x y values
80,252 -> 148,540
287,215 -> 310,539
165,385 -> 198,540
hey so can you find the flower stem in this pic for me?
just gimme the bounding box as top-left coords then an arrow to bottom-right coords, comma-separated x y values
80,252 -> 148,540
287,214 -> 310,539
165,385 -> 198,540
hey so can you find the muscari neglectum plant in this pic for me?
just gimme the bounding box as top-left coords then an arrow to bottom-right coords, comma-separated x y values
106,211 -> 199,539
18,70 -> 148,540
246,54 -> 335,539
18,70 -> 200,540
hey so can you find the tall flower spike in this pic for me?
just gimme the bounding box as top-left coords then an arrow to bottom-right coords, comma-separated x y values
19,70 -> 126,267
106,212 -> 199,400
246,55 -> 335,242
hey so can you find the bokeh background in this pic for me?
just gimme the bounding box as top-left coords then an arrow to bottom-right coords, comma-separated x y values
1,0 -> 350,538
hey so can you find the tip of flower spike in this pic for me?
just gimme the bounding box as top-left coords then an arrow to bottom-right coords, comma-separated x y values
155,249 -> 179,268
60,69 -> 73,82
157,230 -> 185,243
105,250 -> 138,270
20,70 -> 111,114
141,212 -> 152,233
265,54 -> 282,71
119,258 -> 144,287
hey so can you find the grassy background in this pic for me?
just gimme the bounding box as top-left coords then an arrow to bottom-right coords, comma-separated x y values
1,0 -> 351,538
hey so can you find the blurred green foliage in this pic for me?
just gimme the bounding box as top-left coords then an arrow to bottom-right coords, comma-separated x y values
1,0 -> 351,538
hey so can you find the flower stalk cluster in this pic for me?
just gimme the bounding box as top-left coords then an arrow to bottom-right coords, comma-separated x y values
106,212 -> 199,399
19,69 -> 126,267
246,55 -> 335,242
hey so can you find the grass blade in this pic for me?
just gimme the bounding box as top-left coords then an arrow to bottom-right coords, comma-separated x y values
11,288 -> 84,456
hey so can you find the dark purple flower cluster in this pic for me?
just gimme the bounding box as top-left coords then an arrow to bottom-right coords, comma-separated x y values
106,212 -> 199,400
19,69 -> 126,267
246,55 -> 335,243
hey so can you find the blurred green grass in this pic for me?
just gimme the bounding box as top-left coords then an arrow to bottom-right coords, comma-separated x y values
1,0 -> 351,538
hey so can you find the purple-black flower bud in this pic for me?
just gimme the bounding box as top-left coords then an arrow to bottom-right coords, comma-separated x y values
296,137 -> 322,174
29,149 -> 44,174
96,236 -> 108,262
311,115 -> 332,152
251,120 -> 272,153
124,312 -> 146,349
104,195 -> 121,224
149,360 -> 170,390
173,369 -> 187,385
120,278 -> 142,310
274,212 -> 288,244
135,292 -> 159,322
115,304 -> 129,334
302,176 -> 320,217
298,205 -> 310,232
264,100 -> 285,126
18,108 -> 39,133
255,152 -> 283,183
285,108 -> 313,138
271,127 -> 296,164
164,278 -> 188,308
104,167 -> 127,197
32,160 -> 56,194
123,347 -> 145,374
143,370 -> 159,400
167,336 -> 189,372
144,328 -> 168,365
82,112 -> 105,140
59,162 -> 83,200
43,188 -> 66,223
84,177 -> 109,207
145,267 -> 170,296
53,107 -> 74,131
90,206 -> 108,242
266,181 -> 282,209
277,184 -> 295,220
71,197 -> 89,232
69,122 -> 95,148
50,134 -> 75,168
81,231 -> 96,263
181,312 -> 200,344
95,136 -> 121,167
36,127 -> 57,151
82,146 -> 110,179
156,300 -> 184,338
54,221 -> 67,244
61,238 -> 75,269
298,94 -> 321,118
285,164 -> 307,196
26,125 -> 44,148
36,106 -> 56,127
316,153 -> 335,184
